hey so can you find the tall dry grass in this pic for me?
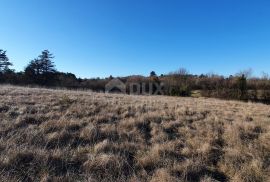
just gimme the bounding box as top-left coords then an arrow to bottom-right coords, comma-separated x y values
0,85 -> 269,181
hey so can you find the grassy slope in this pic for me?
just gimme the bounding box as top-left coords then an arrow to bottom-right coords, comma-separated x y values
0,86 -> 269,182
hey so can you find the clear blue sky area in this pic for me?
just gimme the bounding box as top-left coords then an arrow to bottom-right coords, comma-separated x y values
1,0 -> 270,78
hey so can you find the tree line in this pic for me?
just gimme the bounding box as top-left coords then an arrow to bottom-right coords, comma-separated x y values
1,49 -> 270,104
0,49 -> 79,87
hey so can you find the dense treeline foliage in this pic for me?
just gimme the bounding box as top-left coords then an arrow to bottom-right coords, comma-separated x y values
1,49 -> 270,103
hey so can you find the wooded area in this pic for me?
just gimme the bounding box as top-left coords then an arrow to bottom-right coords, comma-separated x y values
1,49 -> 270,103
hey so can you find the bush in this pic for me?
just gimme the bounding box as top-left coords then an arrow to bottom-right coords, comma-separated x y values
261,90 -> 270,104
170,85 -> 191,97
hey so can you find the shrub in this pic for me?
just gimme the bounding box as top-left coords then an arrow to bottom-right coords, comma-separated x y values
170,85 -> 191,97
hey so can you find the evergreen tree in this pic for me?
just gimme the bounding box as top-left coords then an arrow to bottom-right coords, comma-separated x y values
150,71 -> 157,77
38,50 -> 56,74
24,50 -> 57,85
25,59 -> 42,75
0,50 -> 13,73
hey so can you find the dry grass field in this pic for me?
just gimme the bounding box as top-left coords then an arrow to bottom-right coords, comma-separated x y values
0,86 -> 269,182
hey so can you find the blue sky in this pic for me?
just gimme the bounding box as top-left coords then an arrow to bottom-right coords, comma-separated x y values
1,0 -> 270,78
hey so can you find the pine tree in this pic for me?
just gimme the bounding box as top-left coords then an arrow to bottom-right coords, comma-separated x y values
24,50 -> 57,85
25,59 -> 41,75
38,50 -> 56,74
0,50 -> 13,73
150,71 -> 157,77
25,50 -> 56,75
